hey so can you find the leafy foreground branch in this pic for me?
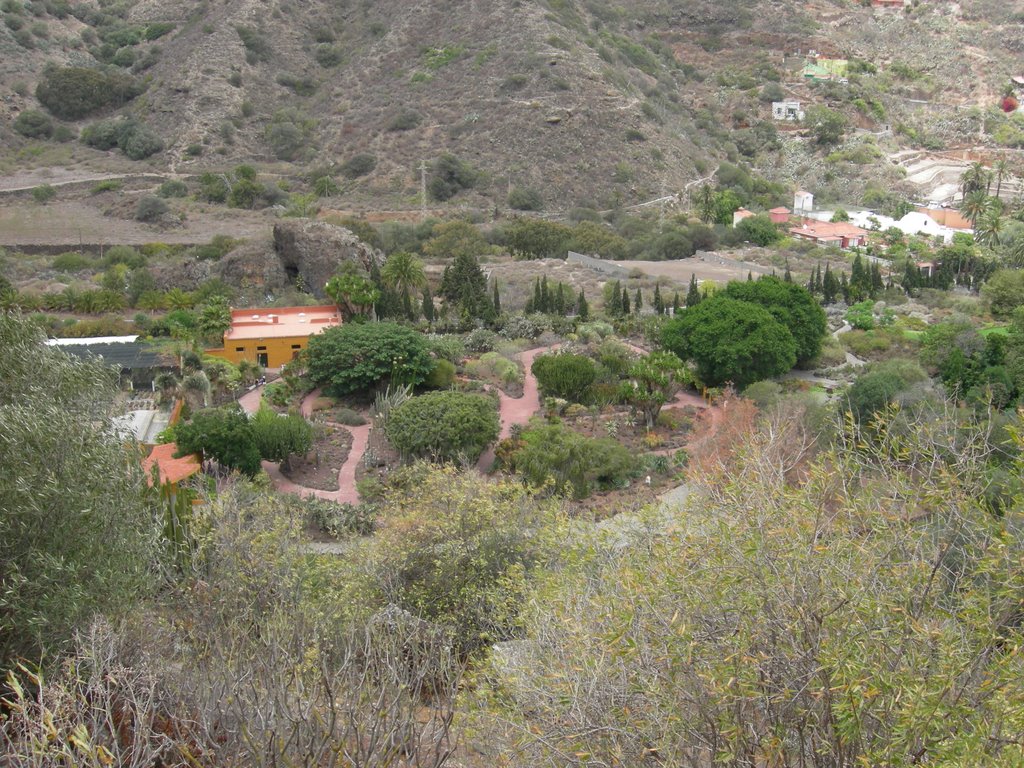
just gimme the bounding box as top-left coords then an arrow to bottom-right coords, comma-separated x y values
474,405 -> 1024,767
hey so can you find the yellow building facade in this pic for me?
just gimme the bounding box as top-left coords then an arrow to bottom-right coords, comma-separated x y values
206,305 -> 341,369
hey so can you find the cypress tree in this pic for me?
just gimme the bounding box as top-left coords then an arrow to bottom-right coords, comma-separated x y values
686,274 -> 701,307
850,254 -> 867,302
634,287 -> 643,314
870,262 -> 884,294
747,271 -> 753,281
822,263 -> 837,305
672,291 -> 681,314
540,275 -> 550,313
814,264 -> 823,295
492,279 -> 501,315
621,288 -> 631,316
403,289 -> 416,320
783,260 -> 793,283
653,284 -> 664,315
422,286 -> 435,322
840,271 -> 850,304
576,288 -> 589,320
610,280 -> 622,318
555,283 -> 567,315
532,277 -> 543,313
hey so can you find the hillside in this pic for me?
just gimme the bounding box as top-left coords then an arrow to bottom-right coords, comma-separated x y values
0,0 -> 1022,212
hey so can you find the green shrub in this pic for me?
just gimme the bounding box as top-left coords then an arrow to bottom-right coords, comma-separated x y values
90,179 -> 121,194
13,108 -> 52,139
508,186 -> 544,211
307,322 -> 434,396
385,390 -> 499,462
510,421 -> 637,499
425,358 -> 456,389
308,498 -> 376,537
197,173 -> 229,203
340,153 -> 377,179
428,153 -> 477,201
135,195 -> 168,222
464,328 -> 497,353
276,72 -> 317,96
265,108 -> 314,161
332,407 -> 367,426
81,117 -> 163,159
35,66 -> 143,120
52,252 -> 92,272
158,179 -> 188,198
428,334 -> 466,363
235,24 -> 271,63
532,353 -> 596,402
31,184 -> 55,204
314,43 -> 343,67
386,110 -> 421,131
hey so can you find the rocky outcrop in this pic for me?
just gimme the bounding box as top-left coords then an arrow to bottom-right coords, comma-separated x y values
272,219 -> 382,300
215,238 -> 290,295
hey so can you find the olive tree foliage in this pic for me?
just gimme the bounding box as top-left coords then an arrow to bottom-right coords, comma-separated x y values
1,483 -> 463,768
367,464 -> 563,656
306,322 -> 435,396
481,405 -> 1024,767
0,313 -> 161,670
385,391 -> 499,463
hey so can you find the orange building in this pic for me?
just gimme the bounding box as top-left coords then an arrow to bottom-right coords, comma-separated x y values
206,305 -> 342,368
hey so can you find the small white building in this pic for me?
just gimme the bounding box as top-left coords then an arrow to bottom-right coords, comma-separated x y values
772,100 -> 804,121
794,190 -> 814,214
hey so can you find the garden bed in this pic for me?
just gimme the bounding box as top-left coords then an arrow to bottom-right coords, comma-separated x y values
280,422 -> 352,491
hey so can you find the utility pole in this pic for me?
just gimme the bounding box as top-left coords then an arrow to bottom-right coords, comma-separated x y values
419,159 -> 428,220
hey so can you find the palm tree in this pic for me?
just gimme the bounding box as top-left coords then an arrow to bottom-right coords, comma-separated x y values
182,370 -> 211,410
381,252 -> 427,296
153,372 -> 180,405
382,251 -> 427,318
960,162 -> 991,197
198,296 -> 232,344
993,158 -> 1010,199
975,206 -> 1004,248
959,189 -> 991,229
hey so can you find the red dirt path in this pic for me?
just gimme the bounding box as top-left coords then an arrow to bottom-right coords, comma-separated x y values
240,344 -> 723,503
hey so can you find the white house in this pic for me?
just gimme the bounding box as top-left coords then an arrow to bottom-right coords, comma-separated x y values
793,190 -> 814,214
772,100 -> 805,121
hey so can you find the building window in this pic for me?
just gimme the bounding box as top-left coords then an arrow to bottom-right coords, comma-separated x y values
235,347 -> 245,352
291,344 -> 301,350
257,346 -> 267,351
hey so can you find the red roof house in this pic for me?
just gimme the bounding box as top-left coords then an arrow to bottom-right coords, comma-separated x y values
789,219 -> 868,249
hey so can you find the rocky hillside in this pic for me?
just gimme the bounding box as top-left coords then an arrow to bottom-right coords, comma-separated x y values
0,0 -> 1022,211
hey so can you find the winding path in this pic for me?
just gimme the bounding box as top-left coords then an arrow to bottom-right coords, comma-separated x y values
242,343 -> 721,504
238,384 -> 370,505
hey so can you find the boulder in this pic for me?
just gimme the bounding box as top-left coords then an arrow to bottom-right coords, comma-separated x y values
273,219 -> 382,299
215,238 -> 290,295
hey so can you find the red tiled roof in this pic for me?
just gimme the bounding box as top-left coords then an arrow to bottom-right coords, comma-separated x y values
769,207 -> 791,214
789,219 -> 868,241
143,443 -> 201,486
